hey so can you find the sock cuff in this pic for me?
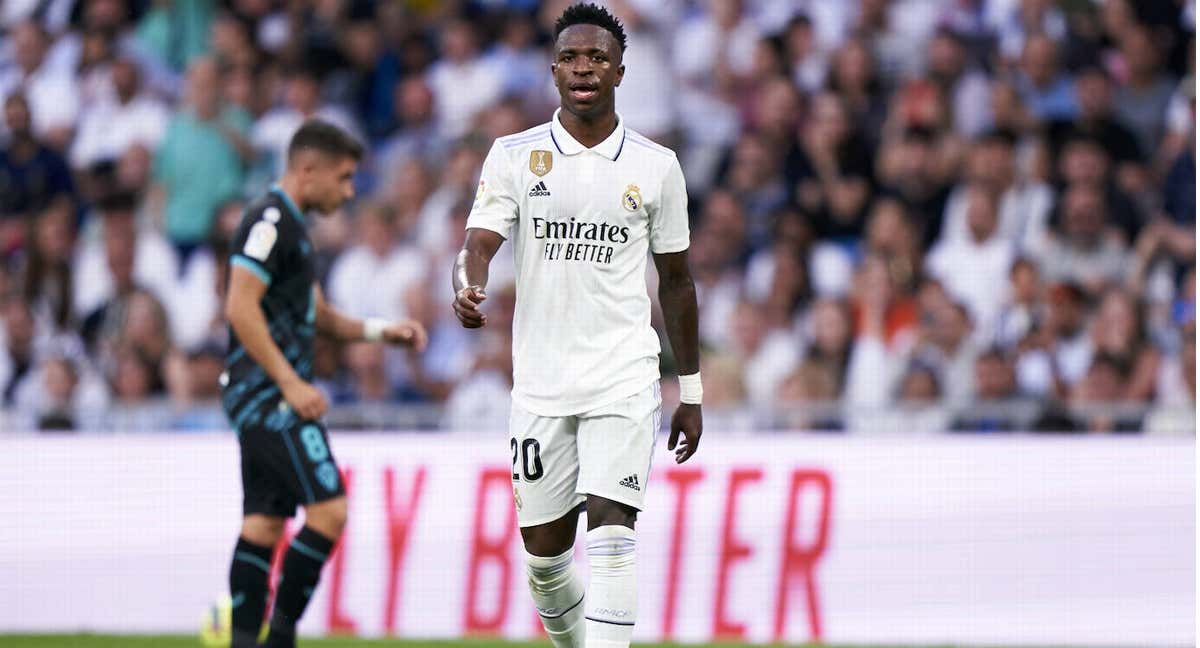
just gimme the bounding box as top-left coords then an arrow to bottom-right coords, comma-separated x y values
586,525 -> 635,555
235,536 -> 274,560
291,526 -> 335,561
524,546 -> 575,571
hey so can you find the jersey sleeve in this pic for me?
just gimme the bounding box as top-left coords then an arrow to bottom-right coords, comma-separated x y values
465,140 -> 519,239
649,156 -> 690,254
229,206 -> 297,286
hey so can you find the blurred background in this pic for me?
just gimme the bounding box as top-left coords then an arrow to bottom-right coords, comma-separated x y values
0,0 -> 1194,434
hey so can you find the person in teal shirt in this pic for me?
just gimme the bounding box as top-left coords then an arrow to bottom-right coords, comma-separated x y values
154,57 -> 253,254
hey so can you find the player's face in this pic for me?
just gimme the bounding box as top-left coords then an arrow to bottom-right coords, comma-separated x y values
306,155 -> 358,214
552,24 -> 624,120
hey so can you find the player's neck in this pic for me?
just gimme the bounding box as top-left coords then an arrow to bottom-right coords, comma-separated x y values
275,176 -> 308,213
558,107 -> 618,149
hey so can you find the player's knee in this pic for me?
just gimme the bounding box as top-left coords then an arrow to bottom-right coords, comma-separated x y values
305,497 -> 348,539
585,495 -> 637,530
241,515 -> 285,546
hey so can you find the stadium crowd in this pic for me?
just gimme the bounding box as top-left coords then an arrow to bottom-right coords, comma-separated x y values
0,0 -> 1194,433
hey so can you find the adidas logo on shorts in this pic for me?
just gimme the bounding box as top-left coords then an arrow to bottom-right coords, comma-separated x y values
529,181 -> 551,197
618,474 -> 641,491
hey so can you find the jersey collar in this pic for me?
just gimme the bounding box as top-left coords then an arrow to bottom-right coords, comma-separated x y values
270,183 -> 307,225
550,108 -> 626,161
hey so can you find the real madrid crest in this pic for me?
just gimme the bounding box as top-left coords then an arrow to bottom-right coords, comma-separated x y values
529,150 -> 553,177
622,184 -> 642,211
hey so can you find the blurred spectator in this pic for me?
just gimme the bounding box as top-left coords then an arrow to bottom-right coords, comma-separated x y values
327,201 -> 426,323
1113,25 -> 1177,160
791,92 -> 873,242
605,0 -> 680,140
1035,183 -> 1130,293
1014,33 -> 1077,122
427,20 -> 503,141
71,57 -> 169,173
251,66 -> 360,178
0,94 -> 75,230
927,27 -> 993,139
323,12 -> 400,142
0,293 -> 36,406
483,10 -> 547,109
1017,282 -> 1092,397
134,0 -> 213,75
926,183 -> 1015,337
0,21 -> 80,148
153,57 -> 252,253
995,257 -> 1044,349
22,203 -> 76,331
781,14 -> 827,94
374,78 -> 446,177
74,191 -> 177,325
1045,66 -> 1144,187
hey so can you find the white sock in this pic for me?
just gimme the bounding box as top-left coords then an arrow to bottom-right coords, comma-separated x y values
525,547 -> 586,648
585,525 -> 637,648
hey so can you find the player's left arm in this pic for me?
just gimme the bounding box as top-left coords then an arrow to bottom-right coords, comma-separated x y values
651,156 -> 702,464
654,251 -> 703,463
312,285 -> 428,351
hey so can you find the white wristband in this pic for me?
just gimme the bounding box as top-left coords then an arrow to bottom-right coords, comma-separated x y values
363,317 -> 389,342
678,372 -> 703,405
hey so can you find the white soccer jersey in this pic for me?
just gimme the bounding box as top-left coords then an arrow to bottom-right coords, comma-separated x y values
466,109 -> 690,416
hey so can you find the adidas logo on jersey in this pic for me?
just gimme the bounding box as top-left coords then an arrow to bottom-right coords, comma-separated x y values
529,181 -> 551,197
618,474 -> 641,491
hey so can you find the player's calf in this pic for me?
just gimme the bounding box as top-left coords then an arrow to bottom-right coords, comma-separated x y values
526,547 -> 587,648
585,498 -> 638,648
264,498 -> 346,648
229,535 -> 274,648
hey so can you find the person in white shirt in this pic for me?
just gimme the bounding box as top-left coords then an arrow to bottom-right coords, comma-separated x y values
450,6 -> 701,647
926,183 -> 1015,341
70,58 -> 169,171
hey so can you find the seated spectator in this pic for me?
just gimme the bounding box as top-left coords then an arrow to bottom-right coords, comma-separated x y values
74,192 -> 177,325
994,257 -> 1045,349
250,66 -> 360,178
802,298 -> 854,393
1088,287 -> 1160,402
153,57 -> 252,254
789,92 -> 874,242
374,78 -> 447,181
1016,282 -> 1092,397
909,296 -> 979,406
0,293 -> 37,407
1112,25 -> 1177,161
0,21 -> 80,149
728,299 -> 801,406
22,203 -> 77,331
1013,33 -> 1077,122
1045,66 -> 1145,191
427,19 -> 503,142
926,183 -> 1015,338
1069,354 -> 1142,433
70,58 -> 169,173
327,202 -> 427,324
774,361 -> 844,432
0,94 -> 75,234
952,348 -> 1025,432
1035,183 -> 1131,295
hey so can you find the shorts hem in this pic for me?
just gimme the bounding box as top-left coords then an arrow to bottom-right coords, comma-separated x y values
577,488 -> 645,512
516,496 -> 586,528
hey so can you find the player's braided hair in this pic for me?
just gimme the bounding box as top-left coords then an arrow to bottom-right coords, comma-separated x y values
554,3 -> 627,52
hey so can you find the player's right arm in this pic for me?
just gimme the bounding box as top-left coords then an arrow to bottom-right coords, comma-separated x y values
225,266 -> 328,420
452,228 -> 504,328
453,140 -> 518,329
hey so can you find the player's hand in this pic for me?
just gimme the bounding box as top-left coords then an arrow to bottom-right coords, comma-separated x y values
281,379 -> 328,420
453,286 -> 487,328
382,320 -> 428,351
667,403 -> 702,464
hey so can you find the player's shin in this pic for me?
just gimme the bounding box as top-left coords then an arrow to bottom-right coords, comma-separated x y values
229,537 -> 273,648
584,526 -> 637,648
265,526 -> 335,647
526,547 -> 587,648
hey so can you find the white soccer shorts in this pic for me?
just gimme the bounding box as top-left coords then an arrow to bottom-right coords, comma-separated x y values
508,381 -> 663,527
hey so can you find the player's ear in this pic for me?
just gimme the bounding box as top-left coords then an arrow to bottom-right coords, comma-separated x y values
615,63 -> 625,87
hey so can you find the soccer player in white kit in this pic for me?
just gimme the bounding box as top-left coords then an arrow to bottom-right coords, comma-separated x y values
451,4 -> 702,647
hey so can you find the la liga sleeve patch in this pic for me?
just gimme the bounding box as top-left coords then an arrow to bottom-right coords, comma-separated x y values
243,220 -> 278,261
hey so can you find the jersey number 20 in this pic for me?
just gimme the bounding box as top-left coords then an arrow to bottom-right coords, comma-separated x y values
510,438 -> 543,481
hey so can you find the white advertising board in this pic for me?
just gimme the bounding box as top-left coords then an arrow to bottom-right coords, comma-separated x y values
0,433 -> 1192,645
